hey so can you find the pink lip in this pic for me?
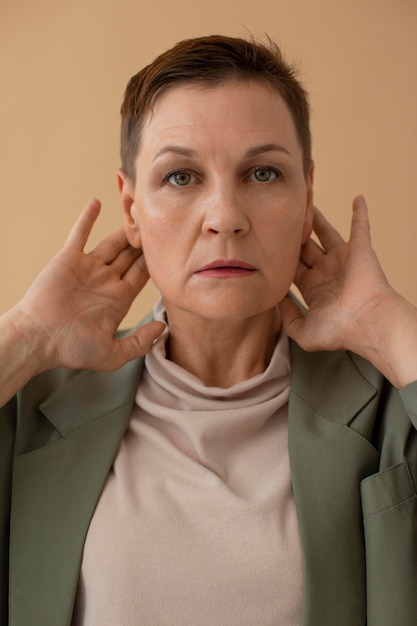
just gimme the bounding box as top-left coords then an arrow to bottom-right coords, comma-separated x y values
195,259 -> 257,278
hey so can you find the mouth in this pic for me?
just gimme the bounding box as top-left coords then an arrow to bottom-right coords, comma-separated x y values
195,260 -> 257,278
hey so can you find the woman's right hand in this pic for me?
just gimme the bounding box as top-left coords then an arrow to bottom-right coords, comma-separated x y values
6,198 -> 165,378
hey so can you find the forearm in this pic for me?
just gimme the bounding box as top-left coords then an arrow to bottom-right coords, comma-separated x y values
0,306 -> 53,406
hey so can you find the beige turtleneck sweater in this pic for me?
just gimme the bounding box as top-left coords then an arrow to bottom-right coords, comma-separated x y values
72,301 -> 303,625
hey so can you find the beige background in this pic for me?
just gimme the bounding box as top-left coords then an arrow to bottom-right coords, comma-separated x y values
1,0 -> 416,327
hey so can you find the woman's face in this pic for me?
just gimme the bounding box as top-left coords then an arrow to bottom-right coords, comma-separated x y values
120,80 -> 314,323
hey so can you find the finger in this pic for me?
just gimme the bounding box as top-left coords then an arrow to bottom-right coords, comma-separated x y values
122,251 -> 151,291
279,298 -> 307,344
300,238 -> 325,269
107,321 -> 166,370
292,256 -> 311,288
65,199 -> 101,250
110,245 -> 142,276
350,195 -> 371,243
313,207 -> 345,251
92,227 -> 132,264
292,264 -> 315,306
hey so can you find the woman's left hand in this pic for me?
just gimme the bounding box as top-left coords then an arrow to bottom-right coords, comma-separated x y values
279,195 -> 417,388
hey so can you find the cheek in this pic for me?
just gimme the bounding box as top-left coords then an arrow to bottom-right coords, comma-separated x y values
139,193 -> 199,252
264,207 -> 306,252
259,210 -> 306,286
138,213 -> 190,288
136,197 -> 170,249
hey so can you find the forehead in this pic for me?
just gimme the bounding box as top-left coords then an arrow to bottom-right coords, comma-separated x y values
139,80 -> 300,155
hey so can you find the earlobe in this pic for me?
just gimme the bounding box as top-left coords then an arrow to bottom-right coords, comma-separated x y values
116,168 -> 142,248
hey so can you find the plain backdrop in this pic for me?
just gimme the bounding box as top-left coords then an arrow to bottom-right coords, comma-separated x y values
1,0 -> 416,327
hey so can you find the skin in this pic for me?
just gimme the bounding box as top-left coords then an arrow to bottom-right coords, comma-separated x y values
1,80 -> 417,404
118,81 -> 314,386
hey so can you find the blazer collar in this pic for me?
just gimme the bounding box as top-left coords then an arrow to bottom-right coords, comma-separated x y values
40,355 -> 145,436
289,340 -> 378,424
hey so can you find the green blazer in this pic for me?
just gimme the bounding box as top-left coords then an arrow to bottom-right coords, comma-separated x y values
1,337 -> 417,626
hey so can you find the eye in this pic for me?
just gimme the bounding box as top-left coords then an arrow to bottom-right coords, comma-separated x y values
166,170 -> 197,186
249,167 -> 280,182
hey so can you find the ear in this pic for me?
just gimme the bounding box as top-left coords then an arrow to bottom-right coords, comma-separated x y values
301,161 -> 315,244
117,168 -> 142,248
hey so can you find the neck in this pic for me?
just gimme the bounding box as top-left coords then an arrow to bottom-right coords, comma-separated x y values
164,305 -> 281,388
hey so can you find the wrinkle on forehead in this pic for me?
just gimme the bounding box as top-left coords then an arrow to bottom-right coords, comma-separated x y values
139,81 -> 302,164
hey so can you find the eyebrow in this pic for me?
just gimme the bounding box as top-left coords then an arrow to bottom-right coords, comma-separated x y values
244,143 -> 291,158
152,146 -> 198,162
152,142 -> 291,163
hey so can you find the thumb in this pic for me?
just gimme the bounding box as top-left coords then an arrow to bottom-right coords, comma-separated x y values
279,297 -> 306,343
110,321 -> 166,369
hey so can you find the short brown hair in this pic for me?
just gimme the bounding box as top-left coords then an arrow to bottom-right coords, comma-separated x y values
120,35 -> 312,181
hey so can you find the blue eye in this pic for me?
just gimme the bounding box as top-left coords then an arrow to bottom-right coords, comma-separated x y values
167,170 -> 196,186
250,167 -> 280,182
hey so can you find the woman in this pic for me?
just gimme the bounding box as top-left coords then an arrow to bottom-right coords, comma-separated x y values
1,36 -> 417,626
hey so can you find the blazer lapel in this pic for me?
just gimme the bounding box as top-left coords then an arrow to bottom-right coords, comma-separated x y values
9,356 -> 144,626
288,342 -> 380,626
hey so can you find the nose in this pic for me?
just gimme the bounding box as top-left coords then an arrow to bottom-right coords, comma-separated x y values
202,187 -> 250,236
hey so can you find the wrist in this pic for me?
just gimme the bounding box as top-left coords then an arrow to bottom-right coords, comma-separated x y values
7,305 -> 58,375
350,291 -> 417,388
